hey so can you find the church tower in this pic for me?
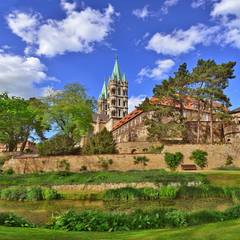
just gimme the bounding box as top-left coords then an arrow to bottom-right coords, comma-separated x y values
98,57 -> 128,120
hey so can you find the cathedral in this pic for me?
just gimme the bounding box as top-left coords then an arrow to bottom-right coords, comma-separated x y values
93,57 -> 240,145
93,57 -> 129,133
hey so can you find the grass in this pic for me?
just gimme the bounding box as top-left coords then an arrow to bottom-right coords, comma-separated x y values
203,170 -> 240,187
0,170 -> 205,187
0,220 -> 240,240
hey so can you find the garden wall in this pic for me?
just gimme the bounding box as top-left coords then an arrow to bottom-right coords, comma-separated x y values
2,144 -> 240,174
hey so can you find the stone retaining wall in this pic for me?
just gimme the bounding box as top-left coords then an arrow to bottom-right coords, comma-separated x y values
2,144 -> 240,174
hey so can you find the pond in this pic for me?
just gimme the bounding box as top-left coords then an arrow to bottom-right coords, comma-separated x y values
0,198 -> 233,225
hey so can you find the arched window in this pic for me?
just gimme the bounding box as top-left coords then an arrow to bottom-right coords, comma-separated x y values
111,99 -> 116,105
111,88 -> 115,94
118,88 -> 121,95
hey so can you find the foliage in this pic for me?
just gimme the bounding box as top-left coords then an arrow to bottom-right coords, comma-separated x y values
42,188 -> 61,200
164,152 -> 184,171
37,135 -> 80,156
133,156 -> 149,166
57,159 -> 70,172
98,158 -> 113,170
82,128 -> 117,154
0,186 -> 60,201
0,170 -> 207,187
49,204 -> 240,232
148,144 -> 164,154
0,213 -> 33,228
190,150 -> 208,169
4,168 -> 14,175
45,84 -> 94,145
0,93 -> 49,152
225,155 -> 234,166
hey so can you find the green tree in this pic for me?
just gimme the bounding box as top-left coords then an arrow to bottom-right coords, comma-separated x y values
140,63 -> 191,142
190,149 -> 208,169
0,93 -> 48,152
45,83 -> 94,145
82,128 -> 117,154
192,60 -> 235,144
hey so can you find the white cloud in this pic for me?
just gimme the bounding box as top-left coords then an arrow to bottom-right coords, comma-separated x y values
6,11 -> 40,44
60,0 -> 77,13
132,5 -> 150,19
7,4 -> 116,57
211,0 -> 240,17
146,24 -> 218,56
162,0 -> 179,14
191,0 -> 206,8
211,0 -> 240,49
0,53 -> 54,98
128,95 -> 147,112
137,59 -> 175,83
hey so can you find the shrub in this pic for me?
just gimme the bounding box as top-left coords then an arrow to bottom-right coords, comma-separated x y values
80,165 -> 87,171
148,144 -> 164,154
165,210 -> 187,227
4,168 -> 14,175
42,188 -> 61,200
26,187 -> 43,201
190,150 -> 208,169
0,187 -> 27,201
37,135 -> 80,156
133,156 -> 149,167
57,159 -> 70,172
164,152 -> 183,171
0,213 -> 33,227
225,155 -> 234,166
82,128 -> 117,154
98,158 -> 113,170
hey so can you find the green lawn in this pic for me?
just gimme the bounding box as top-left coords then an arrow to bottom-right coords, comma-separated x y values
0,220 -> 240,240
0,170 -> 205,187
204,170 -> 240,187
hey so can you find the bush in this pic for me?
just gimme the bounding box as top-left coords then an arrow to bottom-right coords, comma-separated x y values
37,135 -> 80,156
0,186 -> 60,201
165,210 -> 187,227
148,144 -> 164,154
42,188 -> 61,200
26,187 -> 43,201
190,150 -> 208,169
82,128 -> 117,154
4,168 -> 14,175
0,213 -> 33,227
133,156 -> 149,166
98,158 -> 113,170
80,165 -> 87,171
164,152 -> 183,171
57,159 -> 70,172
225,155 -> 234,166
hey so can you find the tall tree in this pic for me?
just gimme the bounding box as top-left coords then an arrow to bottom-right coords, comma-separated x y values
45,83 -> 95,145
0,93 -> 48,152
192,60 -> 236,144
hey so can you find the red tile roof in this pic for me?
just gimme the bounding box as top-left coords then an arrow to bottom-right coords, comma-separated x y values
112,109 -> 143,131
112,96 -> 224,131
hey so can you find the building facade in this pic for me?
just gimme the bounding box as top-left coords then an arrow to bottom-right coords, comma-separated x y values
94,57 -> 128,132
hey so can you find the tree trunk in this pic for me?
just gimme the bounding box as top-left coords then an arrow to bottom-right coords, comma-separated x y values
20,138 -> 28,152
210,99 -> 214,144
197,100 -> 201,144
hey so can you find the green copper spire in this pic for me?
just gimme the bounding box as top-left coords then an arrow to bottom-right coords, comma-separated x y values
99,80 -> 107,99
111,56 -> 122,81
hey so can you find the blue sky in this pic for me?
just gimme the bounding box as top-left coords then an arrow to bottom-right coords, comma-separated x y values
0,0 -> 239,111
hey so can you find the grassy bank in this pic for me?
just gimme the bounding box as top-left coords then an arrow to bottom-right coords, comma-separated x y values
0,170 -> 205,187
1,220 -> 240,240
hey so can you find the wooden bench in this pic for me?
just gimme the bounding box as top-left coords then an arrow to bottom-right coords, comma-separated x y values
181,164 -> 197,171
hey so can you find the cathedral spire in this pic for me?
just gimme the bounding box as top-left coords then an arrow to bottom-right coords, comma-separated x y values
99,80 -> 107,99
111,55 -> 122,81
